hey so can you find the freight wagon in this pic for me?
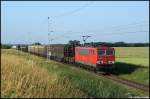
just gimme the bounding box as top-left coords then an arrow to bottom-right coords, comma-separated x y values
28,45 -> 47,57
16,45 -> 28,52
46,44 -> 75,62
46,44 -> 65,61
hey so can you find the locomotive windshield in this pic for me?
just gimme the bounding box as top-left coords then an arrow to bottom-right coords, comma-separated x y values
98,50 -> 114,55
106,50 -> 114,55
98,50 -> 105,55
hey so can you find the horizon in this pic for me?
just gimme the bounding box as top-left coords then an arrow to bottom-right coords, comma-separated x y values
2,41 -> 149,45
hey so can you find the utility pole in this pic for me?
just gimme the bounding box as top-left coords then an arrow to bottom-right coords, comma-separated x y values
48,17 -> 50,44
82,35 -> 91,45
47,16 -> 50,60
47,16 -> 54,60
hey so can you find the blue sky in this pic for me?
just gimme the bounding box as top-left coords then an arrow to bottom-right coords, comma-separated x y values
1,1 -> 149,44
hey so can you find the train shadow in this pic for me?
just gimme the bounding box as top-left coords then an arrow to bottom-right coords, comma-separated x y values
112,62 -> 147,75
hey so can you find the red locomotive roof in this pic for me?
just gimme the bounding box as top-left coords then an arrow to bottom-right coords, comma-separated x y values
76,47 -> 95,49
97,47 -> 114,50
75,46 -> 115,50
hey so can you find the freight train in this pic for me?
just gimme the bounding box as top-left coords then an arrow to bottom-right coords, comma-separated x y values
16,44 -> 115,72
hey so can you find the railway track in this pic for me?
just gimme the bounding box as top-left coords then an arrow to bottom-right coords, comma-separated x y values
97,73 -> 149,92
63,62 -> 149,93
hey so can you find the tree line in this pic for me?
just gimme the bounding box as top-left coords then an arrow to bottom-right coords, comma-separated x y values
1,44 -> 12,49
1,41 -> 149,49
84,41 -> 149,47
68,40 -> 149,47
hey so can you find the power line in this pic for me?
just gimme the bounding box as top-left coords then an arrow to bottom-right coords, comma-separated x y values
88,20 -> 147,35
49,25 -> 148,41
104,30 -> 148,36
23,2 -> 94,37
51,20 -> 148,39
52,1 -> 94,18
86,20 -> 148,33
50,29 -> 148,43
45,1 -> 94,42
25,18 -> 148,44
47,16 -> 54,43
90,30 -> 148,41
52,30 -> 72,40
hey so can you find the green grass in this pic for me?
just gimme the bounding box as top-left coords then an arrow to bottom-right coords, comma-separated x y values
115,47 -> 149,58
114,47 -> 149,85
1,49 -> 142,98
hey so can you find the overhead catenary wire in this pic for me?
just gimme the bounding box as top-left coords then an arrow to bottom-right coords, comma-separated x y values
45,1 -> 94,42
51,1 -> 94,19
87,23 -> 148,33
45,1 -> 94,43
3,1 -> 94,42
50,20 -> 148,41
52,29 -> 148,40
97,30 -> 148,37
28,1 -> 94,38
74,20 -> 148,34
51,30 -> 148,44
86,21 -> 148,33
29,20 -> 147,43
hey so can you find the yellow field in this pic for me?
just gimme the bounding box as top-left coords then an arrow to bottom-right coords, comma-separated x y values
1,51 -> 86,98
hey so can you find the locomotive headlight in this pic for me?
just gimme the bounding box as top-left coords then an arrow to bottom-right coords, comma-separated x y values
108,61 -> 114,64
111,61 -> 114,64
96,61 -> 100,64
101,61 -> 103,64
97,61 -> 103,64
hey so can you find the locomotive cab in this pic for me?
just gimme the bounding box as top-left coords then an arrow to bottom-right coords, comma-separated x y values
96,47 -> 115,72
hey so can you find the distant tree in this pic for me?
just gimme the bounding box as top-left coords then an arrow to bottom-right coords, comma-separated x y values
32,42 -> 41,45
114,42 -> 127,47
68,40 -> 80,46
83,41 -> 149,47
1,44 -> 12,49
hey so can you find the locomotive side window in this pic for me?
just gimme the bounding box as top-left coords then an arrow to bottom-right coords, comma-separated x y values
98,50 -> 114,55
98,50 -> 105,55
91,50 -> 94,55
90,50 -> 93,54
76,49 -> 78,53
79,49 -> 89,55
93,50 -> 95,55
106,50 -> 114,55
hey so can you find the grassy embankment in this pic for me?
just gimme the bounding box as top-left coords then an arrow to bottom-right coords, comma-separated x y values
1,49 -> 137,98
114,47 -> 149,85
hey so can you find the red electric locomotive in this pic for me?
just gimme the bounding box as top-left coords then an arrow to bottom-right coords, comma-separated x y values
75,46 -> 115,72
